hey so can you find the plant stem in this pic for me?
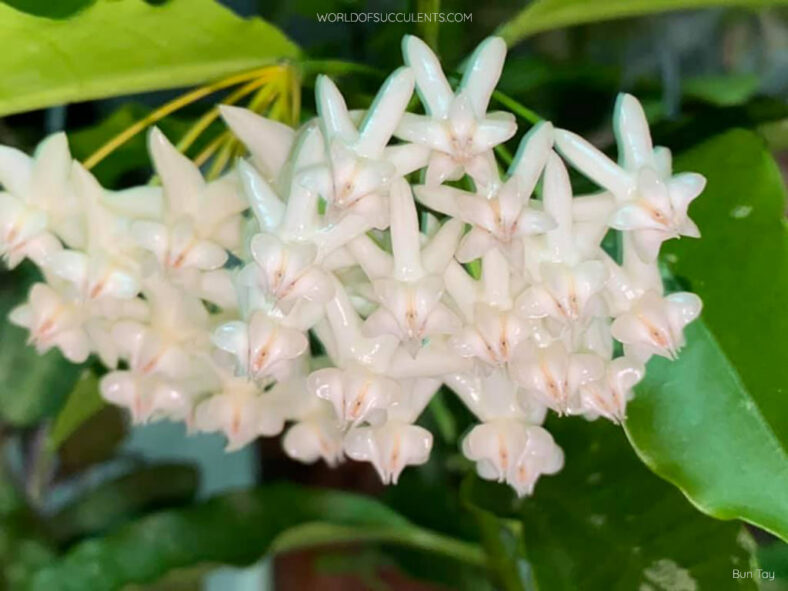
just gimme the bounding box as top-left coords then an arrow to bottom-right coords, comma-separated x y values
269,522 -> 487,568
491,90 -> 542,125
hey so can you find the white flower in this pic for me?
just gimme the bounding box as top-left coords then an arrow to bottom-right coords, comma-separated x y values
511,342 -> 605,415
247,233 -> 333,311
444,368 -> 547,424
578,357 -> 645,423
219,105 -> 295,182
462,420 -> 563,497
100,370 -> 196,425
132,128 -> 246,271
193,375 -> 288,452
46,164 -> 141,300
451,303 -> 527,368
300,67 -> 425,229
414,121 -> 555,264
9,282 -> 90,363
0,133 -> 78,268
284,414 -> 345,467
397,36 -> 515,188
364,275 -> 460,353
308,366 -> 397,428
517,260 -> 608,324
359,179 -> 461,353
281,373 -> 346,466
344,420 -> 433,484
112,277 -> 210,377
212,311 -> 308,382
555,94 -> 705,261
610,290 -> 702,362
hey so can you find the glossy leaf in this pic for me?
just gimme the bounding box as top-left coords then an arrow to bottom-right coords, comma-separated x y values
0,267 -> 83,426
50,464 -> 199,544
469,417 -> 758,590
497,0 -> 788,46
28,483 -> 485,591
0,0 -> 299,117
625,129 -> 788,541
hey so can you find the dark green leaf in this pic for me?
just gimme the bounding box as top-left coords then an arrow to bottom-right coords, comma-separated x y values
626,129 -> 788,541
0,464 -> 55,588
50,463 -> 199,544
1,0 -> 95,19
29,482 -> 485,591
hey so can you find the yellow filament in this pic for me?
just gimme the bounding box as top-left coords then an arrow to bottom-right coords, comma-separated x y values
175,75 -> 271,155
83,65 -> 285,169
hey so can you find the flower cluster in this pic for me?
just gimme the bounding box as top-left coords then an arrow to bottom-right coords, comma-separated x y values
3,36 -> 704,496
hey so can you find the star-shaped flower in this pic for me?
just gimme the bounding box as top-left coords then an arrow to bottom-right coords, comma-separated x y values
344,420 -> 432,484
610,290 -> 702,362
193,363 -> 289,451
462,419 -> 564,497
247,233 -> 333,312
299,67 -> 426,229
212,311 -> 309,383
517,260 -> 608,324
100,370 -> 197,425
9,281 -> 90,363
359,179 -> 462,353
555,94 -> 705,261
511,341 -> 605,415
395,35 -> 516,188
451,302 -> 528,369
0,133 -> 79,269
130,128 -> 246,272
577,356 -> 644,423
308,365 -> 398,428
46,164 -> 142,301
414,122 -> 556,265
111,278 -> 210,378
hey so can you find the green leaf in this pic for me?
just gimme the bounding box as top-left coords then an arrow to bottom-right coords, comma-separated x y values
28,483 -> 485,591
625,129 -> 788,541
497,0 -> 788,46
0,463 -> 55,588
683,73 -> 761,107
50,463 -> 199,544
47,373 -> 104,451
469,417 -> 759,591
758,540 -> 788,585
0,267 -> 83,426
0,0 -> 299,117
